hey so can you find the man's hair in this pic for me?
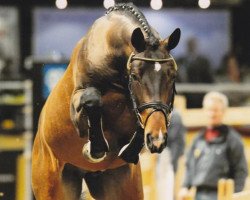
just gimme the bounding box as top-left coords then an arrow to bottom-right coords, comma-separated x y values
202,91 -> 229,109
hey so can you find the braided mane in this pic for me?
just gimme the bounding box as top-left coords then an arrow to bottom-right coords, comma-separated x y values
106,2 -> 159,47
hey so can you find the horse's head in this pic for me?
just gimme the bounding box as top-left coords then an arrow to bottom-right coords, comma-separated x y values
128,27 -> 181,153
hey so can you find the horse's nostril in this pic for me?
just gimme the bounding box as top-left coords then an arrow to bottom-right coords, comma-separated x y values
146,133 -> 153,149
164,134 -> 168,145
146,133 -> 153,143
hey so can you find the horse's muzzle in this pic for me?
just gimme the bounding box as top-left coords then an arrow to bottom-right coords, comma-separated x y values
146,133 -> 168,153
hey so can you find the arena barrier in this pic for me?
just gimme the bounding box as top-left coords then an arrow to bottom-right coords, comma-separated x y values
218,179 -> 250,200
174,95 -> 250,127
182,179 -> 250,200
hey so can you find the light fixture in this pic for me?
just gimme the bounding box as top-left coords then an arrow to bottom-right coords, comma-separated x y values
55,0 -> 68,9
198,0 -> 211,9
103,0 -> 115,9
150,0 -> 163,10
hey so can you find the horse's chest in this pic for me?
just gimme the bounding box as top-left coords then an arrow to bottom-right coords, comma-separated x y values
103,98 -> 126,116
103,95 -> 129,119
102,92 -> 136,130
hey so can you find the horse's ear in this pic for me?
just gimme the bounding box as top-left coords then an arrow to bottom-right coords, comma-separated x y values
165,28 -> 181,51
131,28 -> 146,53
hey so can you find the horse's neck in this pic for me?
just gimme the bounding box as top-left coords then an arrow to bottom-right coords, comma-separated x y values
86,14 -> 137,65
70,15 -> 135,92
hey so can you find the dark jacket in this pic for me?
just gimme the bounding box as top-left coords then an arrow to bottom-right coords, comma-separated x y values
183,125 -> 248,192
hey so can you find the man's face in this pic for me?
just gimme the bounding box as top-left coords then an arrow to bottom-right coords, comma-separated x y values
203,99 -> 225,127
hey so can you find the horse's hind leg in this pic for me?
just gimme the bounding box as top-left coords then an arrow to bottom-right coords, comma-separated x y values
84,164 -> 144,200
61,164 -> 83,200
71,87 -> 109,162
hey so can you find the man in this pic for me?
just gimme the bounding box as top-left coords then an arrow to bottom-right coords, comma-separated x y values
178,91 -> 248,200
177,38 -> 214,108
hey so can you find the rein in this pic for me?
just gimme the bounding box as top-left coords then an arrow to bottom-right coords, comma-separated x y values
127,52 -> 177,129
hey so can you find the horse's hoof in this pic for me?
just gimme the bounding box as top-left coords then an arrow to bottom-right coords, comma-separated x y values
82,141 -> 107,163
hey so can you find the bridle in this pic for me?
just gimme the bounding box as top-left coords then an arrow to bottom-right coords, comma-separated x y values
127,52 -> 177,129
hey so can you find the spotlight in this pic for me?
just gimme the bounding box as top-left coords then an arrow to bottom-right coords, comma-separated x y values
198,0 -> 211,9
150,0 -> 163,10
55,0 -> 68,9
103,0 -> 115,9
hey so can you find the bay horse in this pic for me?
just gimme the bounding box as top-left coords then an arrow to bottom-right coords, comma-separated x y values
32,2 -> 181,200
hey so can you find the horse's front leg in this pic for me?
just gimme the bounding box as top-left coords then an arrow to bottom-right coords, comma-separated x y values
71,87 -> 109,163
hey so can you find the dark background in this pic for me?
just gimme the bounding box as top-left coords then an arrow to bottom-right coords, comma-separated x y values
0,0 -> 250,75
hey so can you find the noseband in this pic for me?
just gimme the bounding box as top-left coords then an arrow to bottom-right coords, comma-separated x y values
127,52 -> 177,129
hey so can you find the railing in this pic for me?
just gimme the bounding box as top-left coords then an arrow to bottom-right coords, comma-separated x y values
174,94 -> 250,127
218,179 -> 250,200
175,83 -> 250,127
0,80 -> 33,200
182,179 -> 250,200
176,83 -> 250,93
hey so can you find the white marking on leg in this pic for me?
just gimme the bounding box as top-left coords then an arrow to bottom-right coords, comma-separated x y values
100,117 -> 109,149
82,141 -> 106,163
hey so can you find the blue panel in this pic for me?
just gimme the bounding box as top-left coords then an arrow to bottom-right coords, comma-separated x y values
42,63 -> 67,99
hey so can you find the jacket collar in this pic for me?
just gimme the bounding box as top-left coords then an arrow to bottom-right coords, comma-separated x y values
201,124 -> 229,144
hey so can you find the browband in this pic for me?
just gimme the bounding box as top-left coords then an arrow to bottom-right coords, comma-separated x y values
127,52 -> 178,72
